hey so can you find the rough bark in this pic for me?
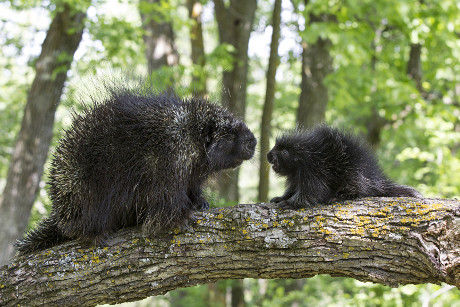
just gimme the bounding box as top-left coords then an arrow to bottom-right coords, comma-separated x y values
139,0 -> 179,72
258,0 -> 282,202
296,11 -> 335,129
213,0 -> 257,202
186,0 -> 207,97
1,198 -> 459,307
0,3 -> 88,266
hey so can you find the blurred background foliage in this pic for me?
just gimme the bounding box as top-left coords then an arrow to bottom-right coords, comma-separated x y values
0,0 -> 459,305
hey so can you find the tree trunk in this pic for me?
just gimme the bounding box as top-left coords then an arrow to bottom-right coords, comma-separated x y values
365,22 -> 387,147
0,3 -> 88,266
231,279 -> 245,307
258,0 -> 282,203
186,0 -> 207,97
296,36 -> 333,128
365,106 -> 387,147
206,281 -> 226,307
139,0 -> 179,73
365,42 -> 423,147
407,43 -> 423,93
213,0 -> 257,202
169,287 -> 188,307
296,1 -> 334,128
1,198 -> 459,307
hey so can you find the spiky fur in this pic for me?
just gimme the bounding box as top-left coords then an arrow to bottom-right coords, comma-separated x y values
17,85 -> 256,254
267,125 -> 421,208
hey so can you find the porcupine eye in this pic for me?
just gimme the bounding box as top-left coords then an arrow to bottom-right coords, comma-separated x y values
280,149 -> 289,159
275,149 -> 289,165
278,148 -> 298,172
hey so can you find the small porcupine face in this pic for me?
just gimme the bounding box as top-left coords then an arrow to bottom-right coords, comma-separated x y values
267,134 -> 305,176
267,146 -> 297,176
206,120 -> 256,171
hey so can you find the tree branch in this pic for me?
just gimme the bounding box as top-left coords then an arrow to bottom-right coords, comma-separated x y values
1,198 -> 459,306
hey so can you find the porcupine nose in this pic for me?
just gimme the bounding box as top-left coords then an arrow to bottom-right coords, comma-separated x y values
267,150 -> 275,164
240,134 -> 256,160
247,135 -> 257,152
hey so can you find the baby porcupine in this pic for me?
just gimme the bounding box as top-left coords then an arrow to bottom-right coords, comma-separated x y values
267,125 -> 421,209
16,85 -> 257,254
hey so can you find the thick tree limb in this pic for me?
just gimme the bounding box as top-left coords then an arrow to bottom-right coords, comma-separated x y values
1,198 -> 459,306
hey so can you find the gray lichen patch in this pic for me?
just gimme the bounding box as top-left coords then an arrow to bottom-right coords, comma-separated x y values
263,228 -> 297,249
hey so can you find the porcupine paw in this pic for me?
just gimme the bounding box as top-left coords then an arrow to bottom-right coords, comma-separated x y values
270,196 -> 285,203
194,199 -> 210,211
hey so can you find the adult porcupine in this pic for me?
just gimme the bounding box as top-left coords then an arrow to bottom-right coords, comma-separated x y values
267,124 -> 421,209
17,85 -> 257,254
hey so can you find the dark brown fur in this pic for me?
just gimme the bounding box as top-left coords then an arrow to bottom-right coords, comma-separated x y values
17,85 -> 256,253
267,125 -> 421,209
